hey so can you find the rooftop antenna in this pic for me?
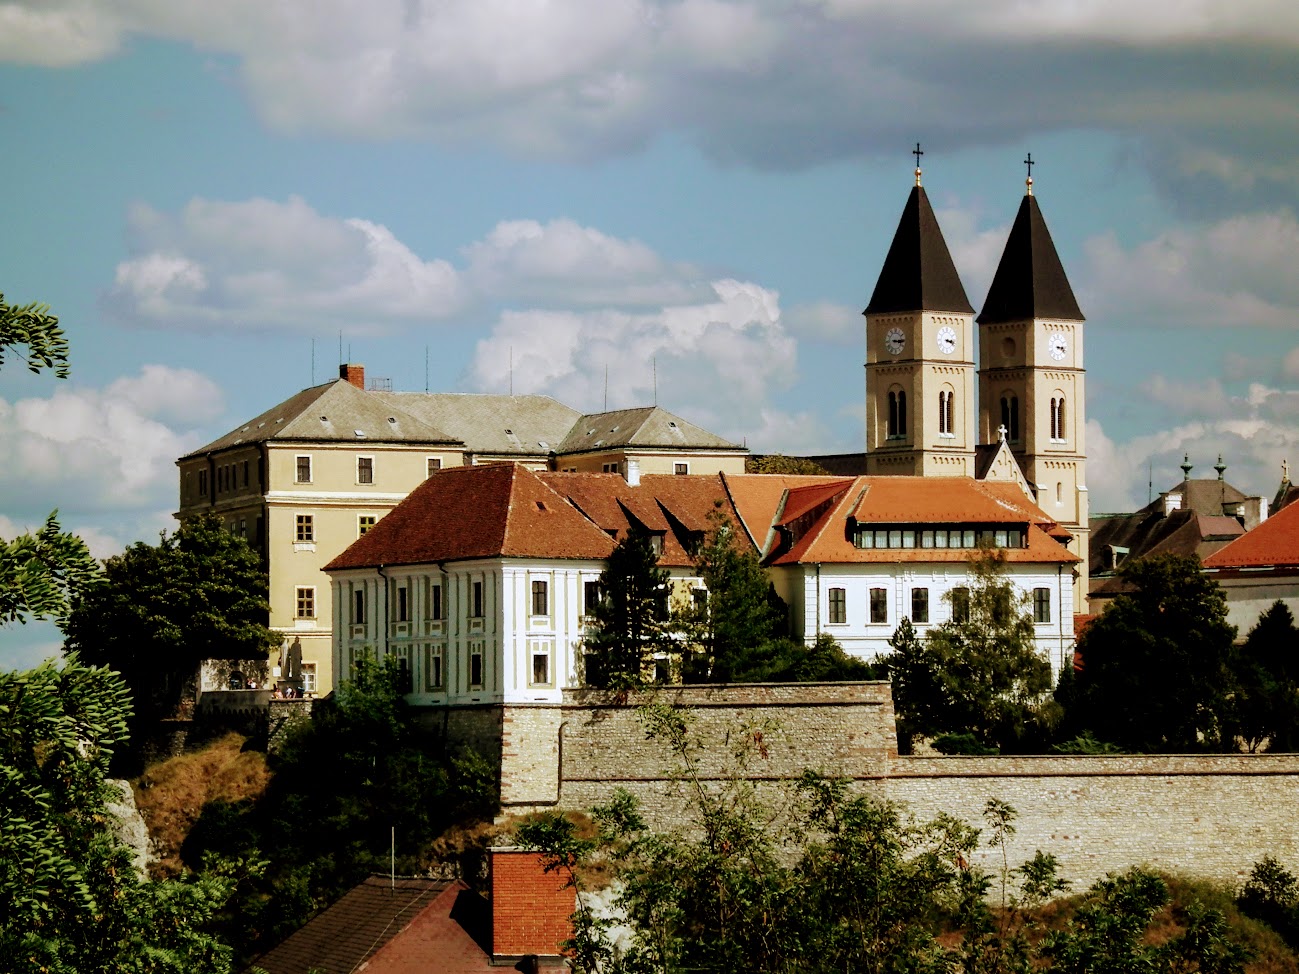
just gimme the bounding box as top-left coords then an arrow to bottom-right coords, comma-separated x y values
311,338 -> 315,385
509,345 -> 513,396
604,365 -> 608,412
1148,459 -> 1153,505
424,347 -> 429,393
653,357 -> 657,406
338,330 -> 343,367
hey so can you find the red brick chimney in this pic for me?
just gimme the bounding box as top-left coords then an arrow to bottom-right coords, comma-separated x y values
490,848 -> 574,961
340,363 -> 365,389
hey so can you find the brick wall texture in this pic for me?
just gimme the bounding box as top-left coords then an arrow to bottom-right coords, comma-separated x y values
486,682 -> 1299,891
490,849 -> 574,958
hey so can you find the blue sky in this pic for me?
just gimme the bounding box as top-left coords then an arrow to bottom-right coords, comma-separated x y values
4,1 -> 1299,667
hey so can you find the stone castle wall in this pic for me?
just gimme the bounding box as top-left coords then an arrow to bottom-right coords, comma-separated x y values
478,682 -> 1299,890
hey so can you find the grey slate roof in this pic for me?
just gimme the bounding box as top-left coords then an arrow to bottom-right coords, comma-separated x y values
978,194 -> 1084,324
557,406 -> 741,454
864,185 -> 975,316
184,380 -> 458,458
374,392 -> 580,457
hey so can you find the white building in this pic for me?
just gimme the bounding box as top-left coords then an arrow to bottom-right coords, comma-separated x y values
325,465 -> 1081,697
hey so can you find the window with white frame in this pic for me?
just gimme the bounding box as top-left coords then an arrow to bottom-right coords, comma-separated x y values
869,587 -> 888,624
674,461 -> 689,475
295,455 -> 312,483
531,579 -> 548,616
357,456 -> 374,484
583,580 -> 601,615
353,589 -> 366,625
427,457 -> 443,477
951,587 -> 970,623
828,587 -> 846,624
911,587 -> 929,624
425,644 -> 444,690
397,585 -> 409,623
295,587 -> 315,619
295,514 -> 314,543
429,581 -> 443,621
469,644 -> 484,688
1033,587 -> 1052,623
301,662 -> 317,694
530,643 -> 551,686
471,580 -> 484,618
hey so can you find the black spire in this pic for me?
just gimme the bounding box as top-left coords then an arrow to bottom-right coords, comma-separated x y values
864,185 -> 974,316
978,193 -> 1083,324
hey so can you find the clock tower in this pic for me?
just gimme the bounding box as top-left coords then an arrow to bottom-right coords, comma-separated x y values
864,161 -> 977,477
977,171 -> 1089,593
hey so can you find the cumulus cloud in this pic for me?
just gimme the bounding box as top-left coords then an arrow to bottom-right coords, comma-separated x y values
468,277 -> 797,443
1087,375 -> 1299,513
4,1 -> 1299,203
0,365 -> 222,521
784,302 -> 860,344
1081,208 -> 1299,329
106,197 -> 465,332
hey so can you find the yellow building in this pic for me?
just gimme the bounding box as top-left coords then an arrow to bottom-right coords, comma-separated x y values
176,364 -> 747,696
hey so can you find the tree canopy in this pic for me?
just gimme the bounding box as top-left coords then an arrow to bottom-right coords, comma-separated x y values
0,293 -> 99,631
0,658 -> 235,973
678,508 -> 786,682
1230,600 -> 1299,752
888,548 -> 1057,752
581,534 -> 674,689
745,454 -> 831,475
518,703 -> 1250,974
1069,554 -> 1236,752
65,512 -> 279,727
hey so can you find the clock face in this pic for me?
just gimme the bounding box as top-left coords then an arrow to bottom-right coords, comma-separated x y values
1049,333 -> 1068,361
885,327 -> 905,355
936,326 -> 957,355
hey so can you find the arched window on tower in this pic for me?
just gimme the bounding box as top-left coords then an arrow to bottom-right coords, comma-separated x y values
888,389 -> 908,439
939,389 -> 954,436
1050,395 -> 1066,442
999,394 -> 1021,443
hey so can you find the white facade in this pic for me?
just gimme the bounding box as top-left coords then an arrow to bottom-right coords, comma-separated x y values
331,559 -> 607,704
775,561 -> 1076,678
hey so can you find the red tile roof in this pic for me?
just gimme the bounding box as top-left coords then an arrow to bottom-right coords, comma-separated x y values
1204,498 -> 1299,569
325,464 -> 616,570
245,876 -> 459,974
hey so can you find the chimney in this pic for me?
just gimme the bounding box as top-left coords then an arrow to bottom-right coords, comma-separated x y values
625,457 -> 641,487
340,363 -> 365,390
489,847 -> 574,962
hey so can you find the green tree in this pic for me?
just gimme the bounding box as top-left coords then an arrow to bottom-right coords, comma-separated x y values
182,655 -> 497,961
745,454 -> 831,475
65,512 -> 280,728
1070,554 -> 1237,752
0,658 -> 236,973
0,294 -> 99,630
581,534 -> 675,689
678,509 -> 786,682
1230,601 -> 1299,752
889,549 -> 1057,752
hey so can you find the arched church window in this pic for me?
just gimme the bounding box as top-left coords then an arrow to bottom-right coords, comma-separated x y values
888,388 -> 907,439
999,394 -> 1021,442
939,389 -> 954,436
1050,395 -> 1066,441
1056,481 -> 1063,505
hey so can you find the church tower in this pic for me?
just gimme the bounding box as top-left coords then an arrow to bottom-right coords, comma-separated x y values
864,159 -> 977,477
977,168 -> 1089,592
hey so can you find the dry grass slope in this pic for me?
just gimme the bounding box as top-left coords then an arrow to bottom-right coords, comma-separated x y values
132,733 -> 271,877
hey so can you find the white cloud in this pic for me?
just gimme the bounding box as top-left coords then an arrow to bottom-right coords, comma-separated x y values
469,277 -> 796,443
1082,209 -> 1299,328
1086,375 -> 1299,513
5,1 -> 1299,199
106,196 -> 465,332
0,365 -> 221,520
784,302 -> 860,344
